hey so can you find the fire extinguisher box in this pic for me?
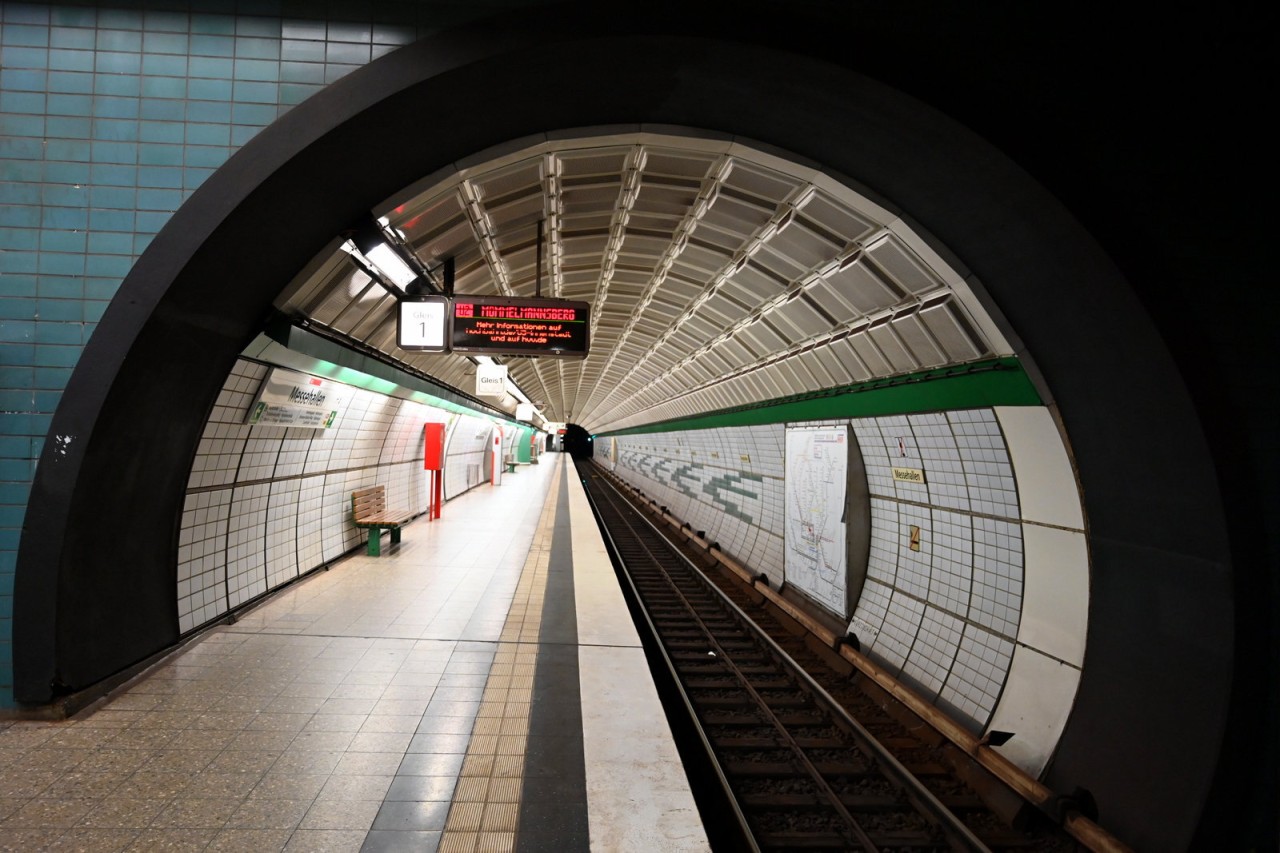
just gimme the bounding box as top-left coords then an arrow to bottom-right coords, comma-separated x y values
424,423 -> 445,471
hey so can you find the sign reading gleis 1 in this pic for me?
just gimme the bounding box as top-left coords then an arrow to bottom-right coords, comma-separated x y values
476,363 -> 508,397
396,295 -> 448,352
246,367 -> 349,428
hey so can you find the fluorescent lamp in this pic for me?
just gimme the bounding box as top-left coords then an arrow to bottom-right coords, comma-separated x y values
364,243 -> 418,288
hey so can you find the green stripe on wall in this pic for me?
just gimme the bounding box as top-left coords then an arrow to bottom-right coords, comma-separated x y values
600,358 -> 1040,437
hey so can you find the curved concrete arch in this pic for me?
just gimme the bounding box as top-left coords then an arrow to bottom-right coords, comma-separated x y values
14,22 -> 1231,850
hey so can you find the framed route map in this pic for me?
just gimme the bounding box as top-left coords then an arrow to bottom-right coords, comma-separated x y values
784,425 -> 849,616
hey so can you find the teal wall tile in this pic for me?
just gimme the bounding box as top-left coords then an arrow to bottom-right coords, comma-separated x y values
138,142 -> 183,165
231,101 -> 276,125
44,138 -> 91,160
35,202 -> 83,231
0,321 -> 35,342
0,299 -> 37,319
92,117 -> 140,141
0,68 -> 49,91
84,279 -> 120,300
0,229 -> 39,250
34,320 -> 84,342
48,70 -> 93,93
49,27 -> 95,51
234,58 -> 279,81
37,252 -> 86,276
0,205 -> 40,227
90,162 -> 139,185
97,30 -> 143,53
0,251 -> 37,273
185,122 -> 230,145
230,124 -> 264,146
38,229 -> 87,253
139,95 -> 185,118
236,36 -> 280,60
93,95 -> 141,120
140,76 -> 186,99
190,32 -> 234,56
232,79 -> 278,103
281,39 -> 324,62
47,91 -> 91,115
2,25 -> 51,48
144,32 -> 189,54
329,22 -> 372,44
137,163 -> 182,187
190,56 -> 232,77
188,77 -> 232,101
143,11 -> 189,33
95,74 -> 142,97
0,0 -> 434,710
48,48 -> 92,72
3,46 -> 51,68
90,140 -> 137,163
0,183 -> 41,204
142,52 -> 188,76
45,116 -> 91,139
0,113 -> 45,136
35,277 -> 82,299
235,17 -> 280,38
138,187 -> 181,210
184,145 -> 228,167
87,230 -> 135,254
0,158 -> 41,180
50,7 -> 96,25
135,210 -> 173,233
326,41 -> 370,64
186,99 -> 230,121
4,5 -> 50,24
0,91 -> 46,113
88,208 -> 134,230
95,51 -> 143,75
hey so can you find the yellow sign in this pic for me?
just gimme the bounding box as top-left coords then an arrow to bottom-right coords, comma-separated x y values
909,525 -> 922,552
892,466 -> 926,484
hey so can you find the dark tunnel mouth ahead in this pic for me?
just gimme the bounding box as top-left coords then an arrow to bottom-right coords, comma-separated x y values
12,20 -> 1232,851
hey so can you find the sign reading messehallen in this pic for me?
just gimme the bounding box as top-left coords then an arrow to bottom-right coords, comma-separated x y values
246,367 -> 349,428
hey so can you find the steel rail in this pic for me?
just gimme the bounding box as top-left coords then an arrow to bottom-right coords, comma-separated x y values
586,466 -> 993,852
577,467 -> 760,853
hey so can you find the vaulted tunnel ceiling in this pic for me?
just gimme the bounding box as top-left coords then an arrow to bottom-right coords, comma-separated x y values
274,133 -> 1012,432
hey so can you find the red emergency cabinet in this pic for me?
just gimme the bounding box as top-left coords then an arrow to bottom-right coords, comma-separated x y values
423,423 -> 445,471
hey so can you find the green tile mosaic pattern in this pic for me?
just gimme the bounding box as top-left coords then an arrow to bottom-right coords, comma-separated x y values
0,1 -> 537,708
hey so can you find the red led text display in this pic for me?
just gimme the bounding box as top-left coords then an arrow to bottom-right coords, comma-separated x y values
449,295 -> 590,357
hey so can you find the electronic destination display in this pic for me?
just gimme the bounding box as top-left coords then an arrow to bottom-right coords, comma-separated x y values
449,295 -> 590,357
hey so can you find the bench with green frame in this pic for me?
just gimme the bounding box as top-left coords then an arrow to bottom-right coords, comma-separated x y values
351,485 -> 413,556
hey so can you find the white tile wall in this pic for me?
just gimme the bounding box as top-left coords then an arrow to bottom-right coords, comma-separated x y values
176,358 -> 506,635
445,415 -> 494,499
613,425 -> 785,583
608,405 -> 1053,731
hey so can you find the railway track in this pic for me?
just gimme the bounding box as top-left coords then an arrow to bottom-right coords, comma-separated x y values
577,461 -> 1075,853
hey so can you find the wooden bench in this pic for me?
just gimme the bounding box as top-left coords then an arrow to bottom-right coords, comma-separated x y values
351,485 -> 413,556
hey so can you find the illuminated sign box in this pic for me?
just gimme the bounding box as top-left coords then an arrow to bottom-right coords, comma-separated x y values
397,295 -> 449,352
449,295 -> 590,358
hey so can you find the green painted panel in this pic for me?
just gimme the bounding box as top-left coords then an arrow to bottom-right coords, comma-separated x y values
600,358 -> 1040,437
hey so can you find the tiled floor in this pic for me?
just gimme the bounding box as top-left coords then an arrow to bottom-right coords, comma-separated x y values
0,457 -> 562,853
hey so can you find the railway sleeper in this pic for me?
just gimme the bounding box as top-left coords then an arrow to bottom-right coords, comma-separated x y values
742,792 -> 903,811
712,736 -> 848,749
684,675 -> 792,689
727,761 -> 868,776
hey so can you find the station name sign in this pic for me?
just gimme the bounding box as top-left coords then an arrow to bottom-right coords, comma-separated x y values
397,294 -> 589,358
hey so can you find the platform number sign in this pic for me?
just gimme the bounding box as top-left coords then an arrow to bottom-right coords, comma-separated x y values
397,296 -> 448,352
